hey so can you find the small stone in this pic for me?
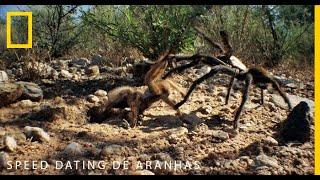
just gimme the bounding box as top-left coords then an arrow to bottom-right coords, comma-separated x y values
255,154 -> 279,168
86,65 -> 100,76
87,95 -> 100,103
94,90 -> 107,97
17,99 -> 35,108
169,127 -> 188,137
63,142 -> 83,156
0,83 -> 24,108
263,136 -> 278,146
101,96 -> 109,103
198,105 -> 212,115
211,130 -> 229,141
16,81 -> 43,102
0,128 -> 5,137
4,136 -> 17,152
60,70 -> 73,79
128,170 -> 155,175
24,126 -> 50,143
0,71 -> 8,82
100,144 -> 124,157
0,152 -> 9,169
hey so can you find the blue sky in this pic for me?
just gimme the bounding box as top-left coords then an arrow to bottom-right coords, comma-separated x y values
0,5 -> 91,20
0,5 -> 28,19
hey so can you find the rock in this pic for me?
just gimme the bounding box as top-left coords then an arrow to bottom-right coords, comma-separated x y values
0,152 -> 9,169
271,94 -> 314,114
0,128 -> 5,137
91,54 -> 105,66
63,142 -> 83,156
16,81 -> 43,101
255,154 -> 279,168
0,71 -> 8,82
285,83 -> 297,89
24,126 -> 50,143
0,82 -> 24,107
273,75 -> 295,86
230,56 -> 247,71
52,60 -> 69,70
60,70 -> 73,79
210,130 -> 229,141
69,58 -> 90,67
5,70 -> 13,77
8,132 -> 26,143
4,136 -> 17,152
94,90 -> 107,97
195,66 -> 211,76
26,62 -> 56,79
87,95 -> 100,103
17,99 -> 35,108
263,136 -> 278,146
193,123 -> 209,134
280,101 -> 311,143
243,103 -> 259,110
128,170 -> 155,175
101,96 -> 109,103
86,65 -> 100,76
100,144 -> 125,157
198,105 -> 213,115
169,127 -> 188,137
69,67 -> 78,74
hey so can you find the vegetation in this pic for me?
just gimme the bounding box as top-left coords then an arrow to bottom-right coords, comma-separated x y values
0,5 -> 314,68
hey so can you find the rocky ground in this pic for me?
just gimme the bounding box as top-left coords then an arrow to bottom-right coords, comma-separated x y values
0,55 -> 315,175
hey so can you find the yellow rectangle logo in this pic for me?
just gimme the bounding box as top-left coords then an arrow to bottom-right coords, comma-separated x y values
6,11 -> 32,49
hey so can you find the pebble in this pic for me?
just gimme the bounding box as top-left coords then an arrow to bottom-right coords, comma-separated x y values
63,142 -> 83,156
94,90 -> 107,97
4,136 -> 17,152
24,126 -> 51,143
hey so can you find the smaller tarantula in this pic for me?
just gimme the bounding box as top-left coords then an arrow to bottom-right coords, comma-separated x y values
174,65 -> 292,131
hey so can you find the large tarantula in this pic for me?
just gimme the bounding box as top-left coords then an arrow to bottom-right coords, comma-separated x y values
174,65 -> 292,131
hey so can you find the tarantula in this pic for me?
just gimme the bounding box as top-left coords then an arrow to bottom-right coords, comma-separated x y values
174,65 -> 292,131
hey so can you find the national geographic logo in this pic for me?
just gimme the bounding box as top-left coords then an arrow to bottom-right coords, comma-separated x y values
6,11 -> 32,49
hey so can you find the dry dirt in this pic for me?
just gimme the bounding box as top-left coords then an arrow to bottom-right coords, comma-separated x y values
0,64 -> 315,175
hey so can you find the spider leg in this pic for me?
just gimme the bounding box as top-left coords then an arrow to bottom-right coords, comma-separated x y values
234,73 -> 253,130
175,65 -> 237,109
226,76 -> 236,105
270,78 -> 292,110
163,58 -> 200,79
